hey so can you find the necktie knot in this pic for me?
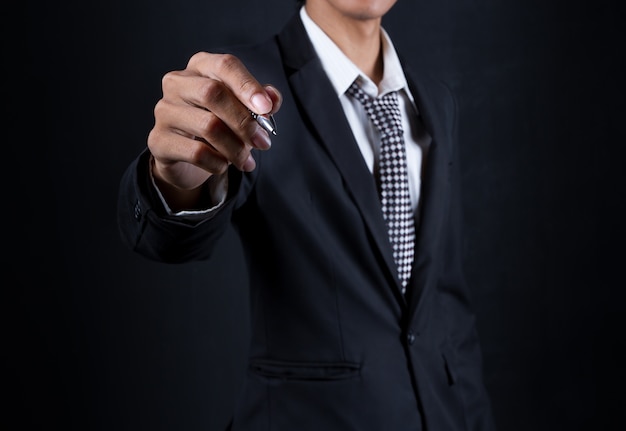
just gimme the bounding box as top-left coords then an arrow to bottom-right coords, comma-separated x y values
346,82 -> 404,138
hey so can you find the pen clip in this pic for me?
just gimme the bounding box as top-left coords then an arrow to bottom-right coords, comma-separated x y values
250,110 -> 277,136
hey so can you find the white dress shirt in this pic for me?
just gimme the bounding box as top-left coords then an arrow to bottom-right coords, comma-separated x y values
299,6 -> 429,213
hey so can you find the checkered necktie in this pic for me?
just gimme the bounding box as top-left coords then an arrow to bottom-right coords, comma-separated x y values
347,81 -> 415,292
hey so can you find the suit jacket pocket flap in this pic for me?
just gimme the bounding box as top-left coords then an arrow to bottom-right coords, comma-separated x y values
250,358 -> 361,381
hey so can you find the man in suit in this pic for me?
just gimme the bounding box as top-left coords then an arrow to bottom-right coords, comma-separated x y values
117,0 -> 496,429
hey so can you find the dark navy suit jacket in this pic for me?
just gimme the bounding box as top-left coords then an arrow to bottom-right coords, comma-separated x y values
118,12 -> 496,431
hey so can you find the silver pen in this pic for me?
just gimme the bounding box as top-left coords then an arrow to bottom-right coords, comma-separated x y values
250,110 -> 278,136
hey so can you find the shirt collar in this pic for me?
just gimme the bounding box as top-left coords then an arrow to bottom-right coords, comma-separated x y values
299,6 -> 411,100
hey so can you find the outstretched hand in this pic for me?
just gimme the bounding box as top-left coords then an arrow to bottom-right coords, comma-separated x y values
147,51 -> 282,210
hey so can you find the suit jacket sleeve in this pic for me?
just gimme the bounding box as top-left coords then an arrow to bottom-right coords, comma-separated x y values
116,148 -> 246,263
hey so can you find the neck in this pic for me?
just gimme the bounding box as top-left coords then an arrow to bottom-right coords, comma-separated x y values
305,3 -> 384,84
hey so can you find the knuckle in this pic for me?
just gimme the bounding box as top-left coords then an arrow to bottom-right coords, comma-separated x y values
215,53 -> 241,73
237,111 -> 252,132
215,54 -> 259,96
197,111 -> 220,139
187,141 -> 208,166
188,51 -> 208,68
153,99 -> 167,118
198,79 -> 227,107
146,129 -> 158,152
160,71 -> 179,94
233,145 -> 251,167
237,76 -> 257,96
189,139 -> 229,175
147,128 -> 167,157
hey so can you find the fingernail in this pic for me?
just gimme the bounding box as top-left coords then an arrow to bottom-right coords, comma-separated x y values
242,154 -> 256,172
264,85 -> 277,98
251,93 -> 272,114
251,127 -> 271,150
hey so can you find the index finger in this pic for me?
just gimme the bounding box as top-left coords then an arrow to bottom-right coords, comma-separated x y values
187,51 -> 273,115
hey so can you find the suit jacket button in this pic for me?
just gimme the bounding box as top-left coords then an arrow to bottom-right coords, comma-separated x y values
407,331 -> 416,345
133,200 -> 142,221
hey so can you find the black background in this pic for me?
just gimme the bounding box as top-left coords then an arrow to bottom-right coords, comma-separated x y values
15,0 -> 625,430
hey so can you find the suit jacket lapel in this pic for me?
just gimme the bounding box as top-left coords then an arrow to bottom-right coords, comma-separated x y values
403,65 -> 454,321
275,15 -> 456,313
277,15 -> 401,291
